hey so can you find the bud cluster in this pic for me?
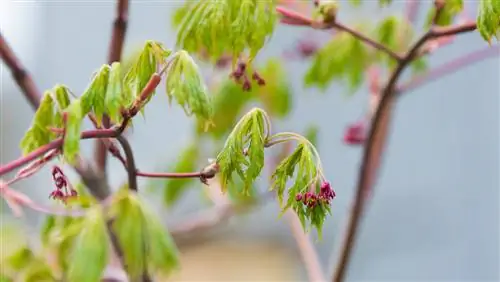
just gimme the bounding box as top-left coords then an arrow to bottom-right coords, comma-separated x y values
230,62 -> 266,91
295,181 -> 336,209
49,166 -> 77,203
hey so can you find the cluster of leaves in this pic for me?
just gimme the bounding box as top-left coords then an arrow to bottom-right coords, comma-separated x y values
174,0 -> 277,65
477,0 -> 500,42
19,40 -> 212,164
305,15 -> 426,93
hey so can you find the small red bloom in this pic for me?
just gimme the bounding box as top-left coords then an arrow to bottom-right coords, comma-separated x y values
49,166 -> 78,204
343,121 -> 366,145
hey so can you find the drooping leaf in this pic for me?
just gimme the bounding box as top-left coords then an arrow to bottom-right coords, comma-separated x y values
20,92 -> 56,155
63,100 -> 83,164
67,206 -> 109,282
216,108 -> 268,192
477,0 -> 500,42
162,144 -> 199,207
141,200 -> 180,276
110,189 -> 179,279
175,0 -> 277,63
166,50 -> 213,128
104,62 -> 125,123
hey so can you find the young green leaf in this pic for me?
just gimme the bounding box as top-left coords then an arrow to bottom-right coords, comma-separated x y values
477,0 -> 500,42
80,65 -> 110,123
216,108 -> 268,192
141,200 -> 180,276
67,206 -> 109,282
110,189 -> 179,279
19,258 -> 55,282
162,144 -> 199,207
166,50 -> 213,128
63,100 -> 83,164
175,0 -> 276,63
425,0 -> 463,27
104,62 -> 124,123
374,15 -> 413,67
20,92 -> 56,155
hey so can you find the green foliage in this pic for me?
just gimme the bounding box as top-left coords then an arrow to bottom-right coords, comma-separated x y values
162,144 -> 200,207
67,206 -> 109,282
375,15 -> 413,67
166,50 -> 214,128
62,100 -> 83,164
104,62 -> 125,123
216,108 -> 268,192
305,125 -> 319,147
80,65 -> 110,122
426,0 -> 463,27
477,0 -> 500,42
20,92 -> 56,155
110,189 -> 179,279
305,31 -> 371,93
125,41 -> 171,103
53,85 -> 72,128
175,0 -> 277,64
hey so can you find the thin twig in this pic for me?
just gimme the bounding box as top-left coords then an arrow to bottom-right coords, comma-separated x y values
96,0 -> 129,172
0,32 -> 41,109
332,22 -> 478,282
398,45 -> 500,94
115,135 -> 138,191
275,6 -> 403,61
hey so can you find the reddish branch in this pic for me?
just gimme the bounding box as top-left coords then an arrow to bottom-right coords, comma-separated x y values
96,0 -> 130,172
332,21 -> 478,282
0,32 -> 41,109
276,6 -> 403,61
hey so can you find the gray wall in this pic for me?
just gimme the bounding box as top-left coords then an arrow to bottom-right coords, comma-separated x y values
1,1 -> 498,281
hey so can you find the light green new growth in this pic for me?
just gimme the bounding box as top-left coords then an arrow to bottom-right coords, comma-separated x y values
175,0 -> 277,65
477,0 -> 500,42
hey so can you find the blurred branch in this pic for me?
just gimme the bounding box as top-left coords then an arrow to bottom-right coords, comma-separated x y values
0,32 -> 41,109
96,0 -> 129,172
332,22 -> 478,282
276,6 -> 403,61
398,45 -> 500,94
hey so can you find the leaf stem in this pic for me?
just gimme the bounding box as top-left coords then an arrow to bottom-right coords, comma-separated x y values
331,21 -> 478,282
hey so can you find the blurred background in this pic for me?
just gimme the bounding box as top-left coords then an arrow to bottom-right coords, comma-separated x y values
1,0 -> 498,281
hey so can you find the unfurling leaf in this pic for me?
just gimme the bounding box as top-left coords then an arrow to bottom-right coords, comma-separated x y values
80,65 -> 110,124
20,92 -> 56,155
166,50 -> 213,128
110,189 -> 179,279
216,108 -> 268,192
305,31 -> 371,93
104,62 -> 125,123
67,206 -> 109,282
162,144 -> 199,207
477,0 -> 500,42
63,100 -> 83,164
175,0 -> 276,63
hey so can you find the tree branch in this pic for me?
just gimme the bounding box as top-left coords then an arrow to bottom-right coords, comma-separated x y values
0,32 -> 41,109
275,6 -> 403,61
95,0 -> 130,172
115,135 -> 138,191
331,22 -> 478,282
398,45 -> 500,94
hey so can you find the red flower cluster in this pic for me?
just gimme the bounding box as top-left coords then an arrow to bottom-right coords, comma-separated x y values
49,166 -> 77,203
295,181 -> 336,209
230,62 -> 265,91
